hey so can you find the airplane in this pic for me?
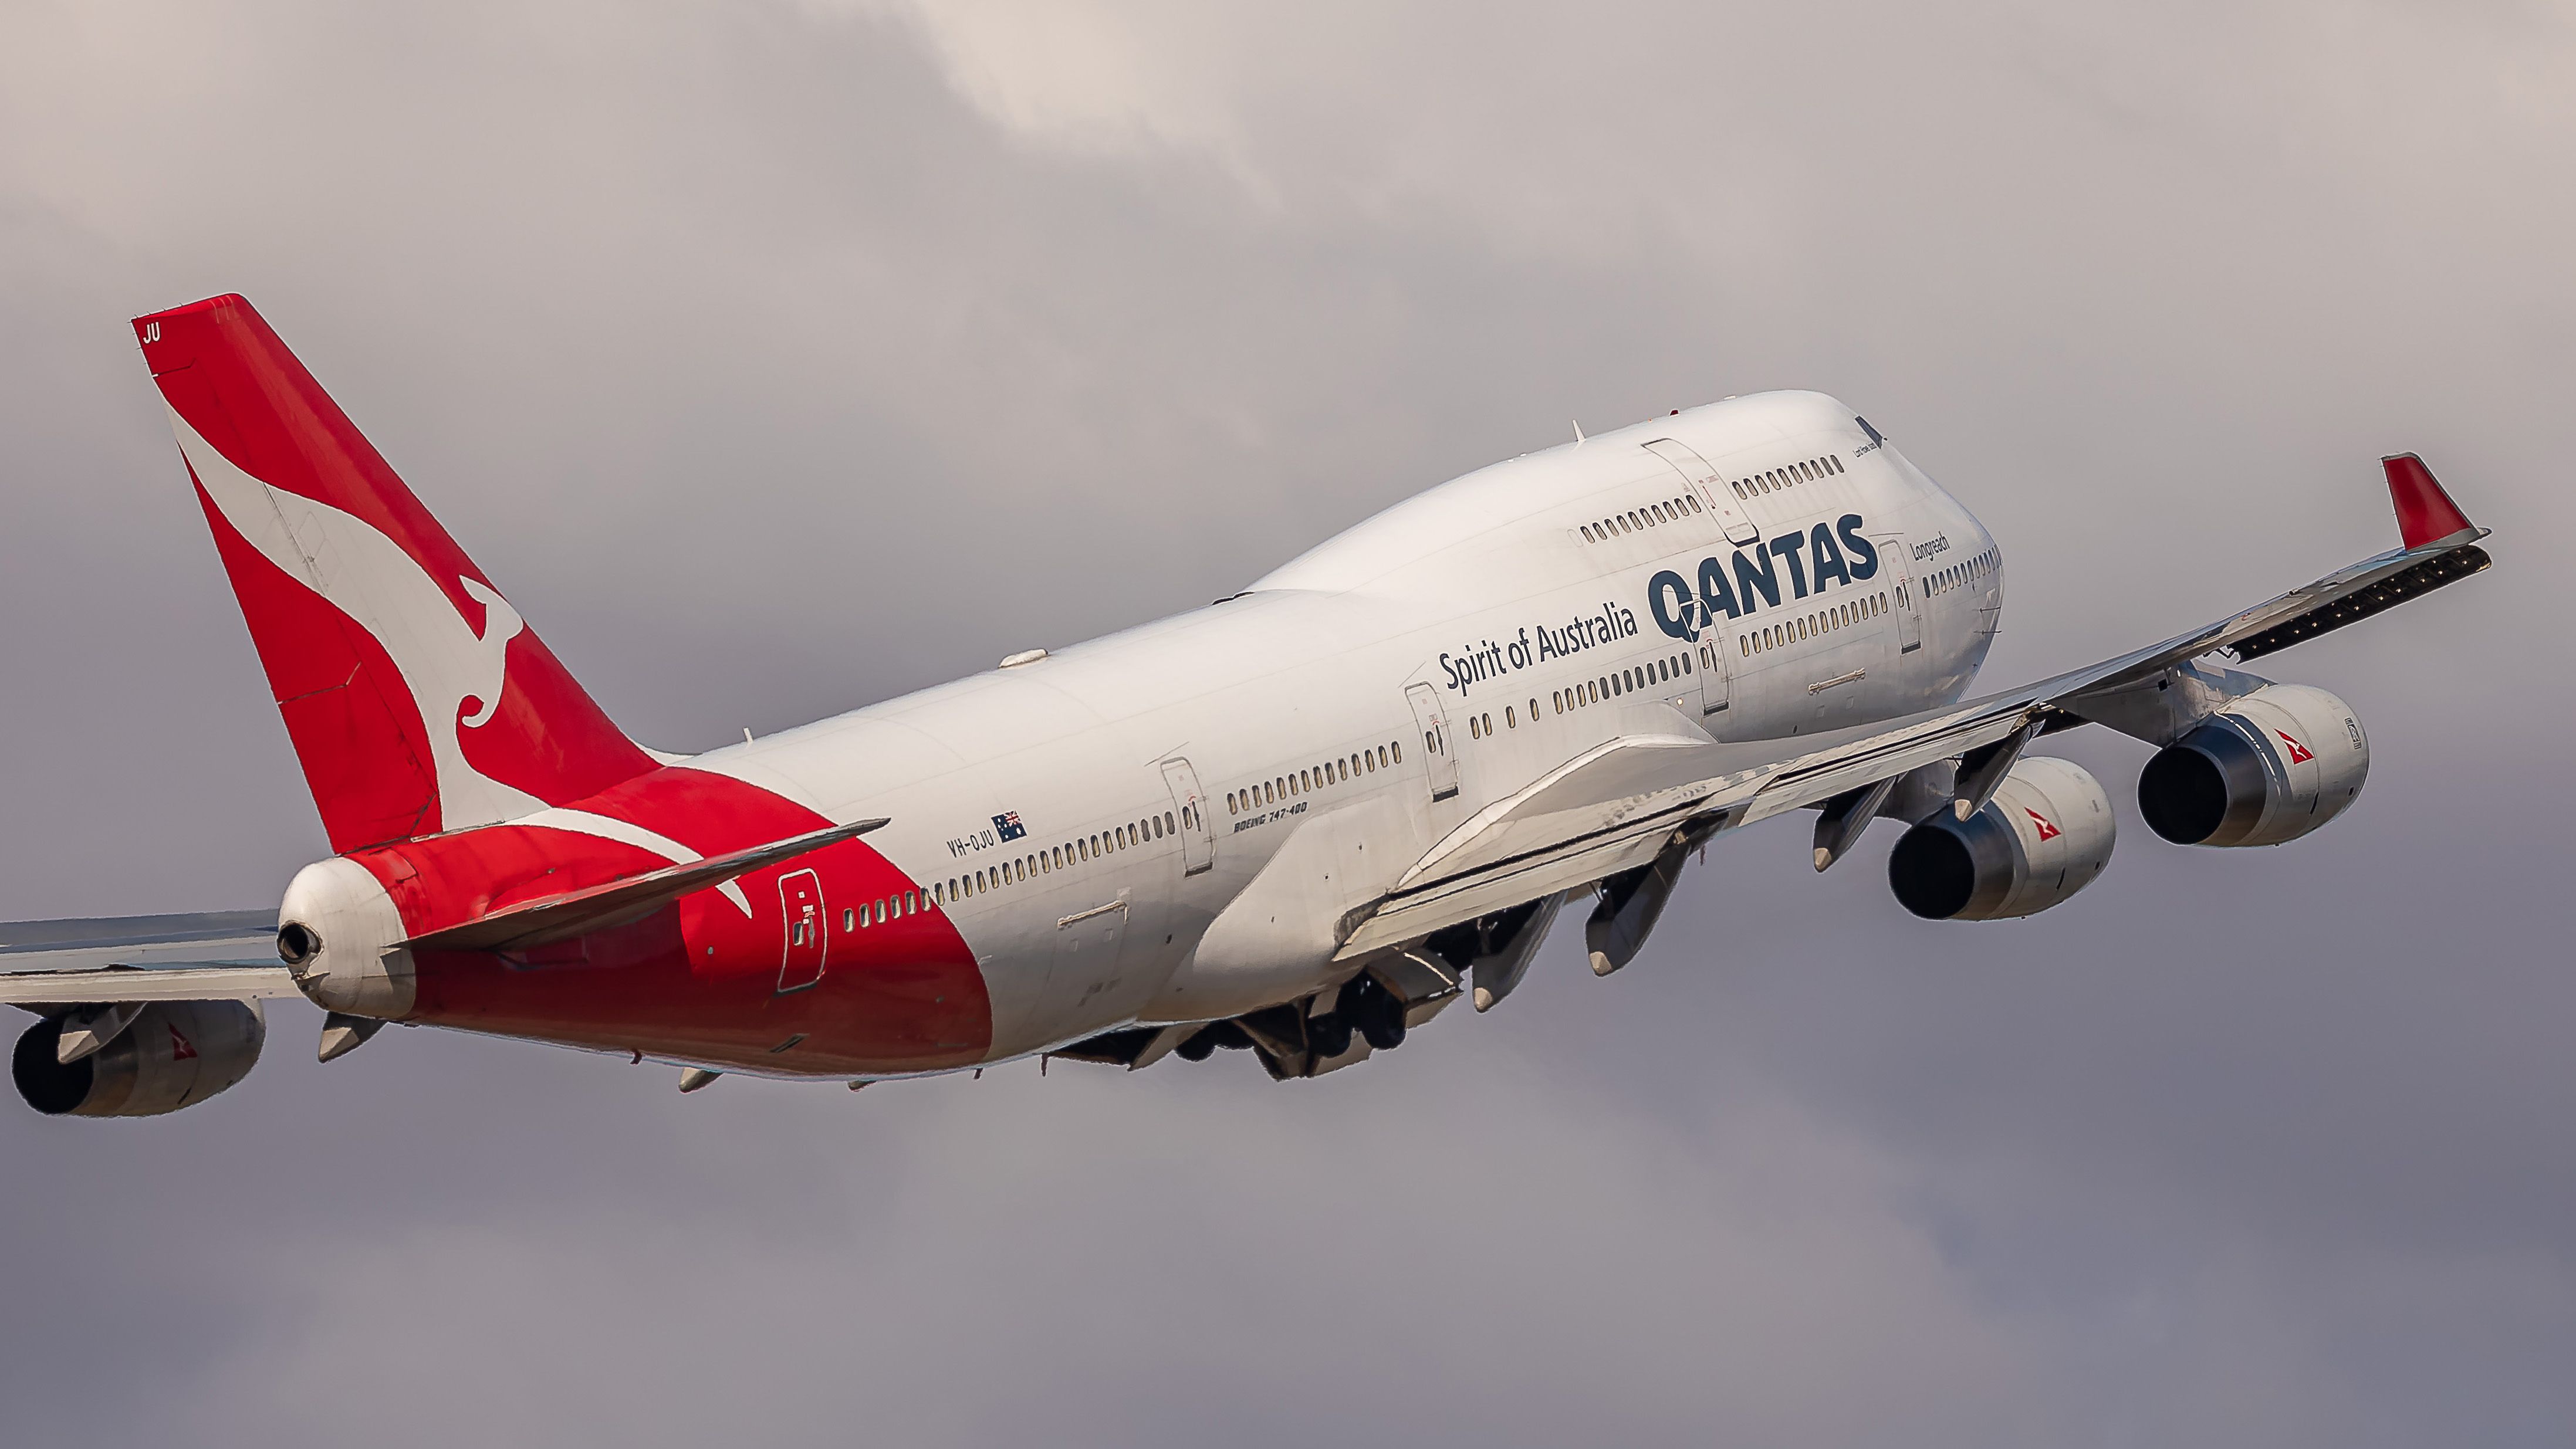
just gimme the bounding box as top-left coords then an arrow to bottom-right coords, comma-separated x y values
0,293 -> 2492,1118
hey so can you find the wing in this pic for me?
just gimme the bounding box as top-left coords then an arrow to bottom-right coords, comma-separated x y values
0,909 -> 302,1007
1337,455 -> 2492,958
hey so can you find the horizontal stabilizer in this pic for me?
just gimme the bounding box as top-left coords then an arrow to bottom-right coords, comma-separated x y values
0,909 -> 278,974
401,817 -> 888,953
0,963 -> 302,1007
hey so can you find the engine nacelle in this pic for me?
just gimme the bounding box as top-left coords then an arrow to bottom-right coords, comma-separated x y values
2138,683 -> 2368,847
1889,756 -> 2117,920
12,1000 -> 265,1118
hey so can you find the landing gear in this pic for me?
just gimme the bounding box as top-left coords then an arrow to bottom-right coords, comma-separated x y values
1306,1009 -> 1353,1059
1339,974 -> 1407,1051
1176,1020 -> 1252,1061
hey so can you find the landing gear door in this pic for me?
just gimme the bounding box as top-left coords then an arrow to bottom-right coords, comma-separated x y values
1874,534 -> 1923,654
1159,757 -> 1214,876
1642,438 -> 1760,547
1404,683 -> 1461,801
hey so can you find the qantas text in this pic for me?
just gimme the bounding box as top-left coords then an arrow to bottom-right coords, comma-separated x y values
1648,513 -> 1879,642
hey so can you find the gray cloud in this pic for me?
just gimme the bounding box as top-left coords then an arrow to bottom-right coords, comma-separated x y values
2,1 -> 2571,1443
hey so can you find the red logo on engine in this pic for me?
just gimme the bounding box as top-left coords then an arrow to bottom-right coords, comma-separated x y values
168,1024 -> 197,1061
2025,808 -> 2060,841
2277,730 -> 2314,764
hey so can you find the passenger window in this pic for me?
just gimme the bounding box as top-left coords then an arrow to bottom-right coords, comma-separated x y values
842,908 -> 854,931
1391,740 -> 1402,763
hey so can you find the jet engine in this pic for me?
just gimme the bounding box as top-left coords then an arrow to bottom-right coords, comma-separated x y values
11,1000 -> 265,1117
2137,683 -> 2368,847
1888,756 -> 2116,920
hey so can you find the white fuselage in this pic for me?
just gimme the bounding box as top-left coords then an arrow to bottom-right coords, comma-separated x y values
688,390 -> 2002,1064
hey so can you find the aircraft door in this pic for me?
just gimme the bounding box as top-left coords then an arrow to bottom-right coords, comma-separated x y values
1159,758 -> 1214,876
776,868 -> 827,993
1875,534 -> 1923,655
1404,682 -> 1461,801
1695,635 -> 1733,723
1642,438 -> 1760,546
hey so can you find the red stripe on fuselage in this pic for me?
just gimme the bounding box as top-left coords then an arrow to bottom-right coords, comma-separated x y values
349,767 -> 992,1073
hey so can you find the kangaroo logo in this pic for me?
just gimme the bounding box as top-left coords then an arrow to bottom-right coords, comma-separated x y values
456,576 -> 525,729
171,410 -> 548,830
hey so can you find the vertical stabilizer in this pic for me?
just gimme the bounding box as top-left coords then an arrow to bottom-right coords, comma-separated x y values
134,294 -> 655,852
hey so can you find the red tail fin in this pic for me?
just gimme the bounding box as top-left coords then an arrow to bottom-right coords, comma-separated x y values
133,295 -> 656,852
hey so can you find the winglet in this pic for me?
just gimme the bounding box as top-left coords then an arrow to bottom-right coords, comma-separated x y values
2384,453 -> 2474,550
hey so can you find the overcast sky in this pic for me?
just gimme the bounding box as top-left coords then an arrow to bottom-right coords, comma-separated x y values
2,1 -> 2571,1444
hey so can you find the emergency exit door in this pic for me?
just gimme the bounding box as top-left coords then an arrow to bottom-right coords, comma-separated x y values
776,868 -> 827,993
1160,757 -> 1213,876
1405,682 -> 1460,801
1874,534 -> 1923,654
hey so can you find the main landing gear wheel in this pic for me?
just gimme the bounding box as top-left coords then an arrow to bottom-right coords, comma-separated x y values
1307,1011 -> 1353,1059
1340,975 -> 1407,1051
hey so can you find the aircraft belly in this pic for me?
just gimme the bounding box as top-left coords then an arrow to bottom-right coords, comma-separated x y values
1148,795 -> 1416,1022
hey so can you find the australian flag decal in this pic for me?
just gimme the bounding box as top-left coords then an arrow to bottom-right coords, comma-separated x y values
993,811 -> 1027,842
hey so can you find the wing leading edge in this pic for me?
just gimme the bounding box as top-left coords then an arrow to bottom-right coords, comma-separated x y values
1338,456 -> 2492,958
